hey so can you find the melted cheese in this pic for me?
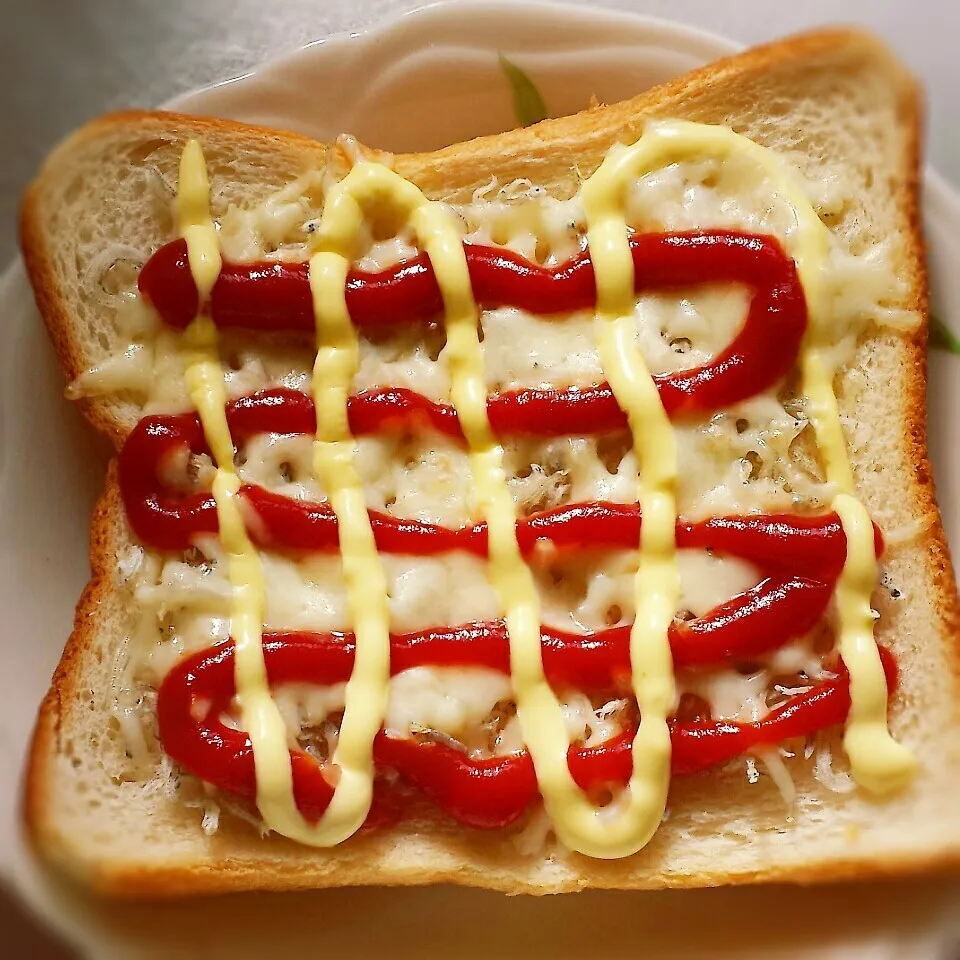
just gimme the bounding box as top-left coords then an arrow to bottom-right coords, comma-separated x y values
383,667 -> 512,740
683,668 -> 770,723
232,414 -> 829,530
132,543 -> 760,692
675,550 -> 759,618
67,342 -> 154,398
138,119 -> 914,855
268,668 -> 628,763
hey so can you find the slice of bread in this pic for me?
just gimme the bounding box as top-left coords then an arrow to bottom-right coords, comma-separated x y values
20,27 -> 960,896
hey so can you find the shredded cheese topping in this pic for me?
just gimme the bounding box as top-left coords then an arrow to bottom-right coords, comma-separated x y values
159,120 -> 915,856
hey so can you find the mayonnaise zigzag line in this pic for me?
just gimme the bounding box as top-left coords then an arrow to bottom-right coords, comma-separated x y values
176,141 -> 301,842
616,120 -> 914,792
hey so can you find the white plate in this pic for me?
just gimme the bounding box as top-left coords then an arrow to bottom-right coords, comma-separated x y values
4,2 -> 960,956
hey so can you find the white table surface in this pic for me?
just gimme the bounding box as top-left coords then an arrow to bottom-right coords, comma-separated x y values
2,0 -> 957,955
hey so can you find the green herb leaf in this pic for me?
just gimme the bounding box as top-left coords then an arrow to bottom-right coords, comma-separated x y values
931,315 -> 960,354
498,53 -> 548,128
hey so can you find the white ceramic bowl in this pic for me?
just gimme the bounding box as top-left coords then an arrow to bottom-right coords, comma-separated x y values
4,2 -> 960,956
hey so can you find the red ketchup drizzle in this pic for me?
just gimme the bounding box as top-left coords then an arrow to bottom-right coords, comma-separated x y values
133,226 -> 888,832
157,634 -> 898,830
137,231 -> 806,418
116,386 -> 882,570
118,390 -> 882,560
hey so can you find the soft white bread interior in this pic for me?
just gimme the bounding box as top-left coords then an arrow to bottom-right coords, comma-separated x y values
20,27 -> 960,896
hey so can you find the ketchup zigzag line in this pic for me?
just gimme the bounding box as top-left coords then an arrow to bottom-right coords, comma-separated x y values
157,636 -> 898,829
138,231 -> 807,419
118,414 -> 874,568
119,389 -> 882,560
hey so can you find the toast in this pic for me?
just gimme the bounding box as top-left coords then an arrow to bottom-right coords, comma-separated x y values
19,26 -> 960,896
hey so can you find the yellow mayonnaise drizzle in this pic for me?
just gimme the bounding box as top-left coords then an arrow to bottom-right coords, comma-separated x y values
176,141 -> 301,840
171,117 -> 913,857
612,121 -> 914,793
